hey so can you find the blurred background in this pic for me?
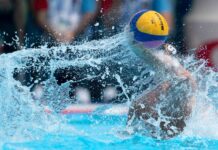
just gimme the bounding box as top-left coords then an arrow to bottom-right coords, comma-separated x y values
1,0 -> 218,105
0,0 -> 193,53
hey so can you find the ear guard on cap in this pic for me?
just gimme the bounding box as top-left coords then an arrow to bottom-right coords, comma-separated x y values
164,44 -> 177,55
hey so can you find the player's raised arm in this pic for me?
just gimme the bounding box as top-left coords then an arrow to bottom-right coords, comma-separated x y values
159,44 -> 197,90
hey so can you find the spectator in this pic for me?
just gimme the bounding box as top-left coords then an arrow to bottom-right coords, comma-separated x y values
25,0 -> 49,48
0,0 -> 25,53
26,0 -> 97,47
91,0 -> 122,39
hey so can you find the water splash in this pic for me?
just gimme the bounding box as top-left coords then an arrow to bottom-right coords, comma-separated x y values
181,56 -> 218,139
0,33 -> 151,144
0,32 -> 218,147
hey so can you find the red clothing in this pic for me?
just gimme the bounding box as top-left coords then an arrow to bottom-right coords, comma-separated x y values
33,0 -> 48,11
101,0 -> 113,13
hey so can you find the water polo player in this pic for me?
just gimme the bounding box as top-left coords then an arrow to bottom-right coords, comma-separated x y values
126,10 -> 197,139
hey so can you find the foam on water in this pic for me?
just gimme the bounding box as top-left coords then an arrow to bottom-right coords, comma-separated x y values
0,33 -> 148,144
181,56 -> 218,139
0,32 -> 218,147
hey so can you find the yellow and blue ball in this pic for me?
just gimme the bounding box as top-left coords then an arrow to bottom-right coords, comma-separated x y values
130,10 -> 169,48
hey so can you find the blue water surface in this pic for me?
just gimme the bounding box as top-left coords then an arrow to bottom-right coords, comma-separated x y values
2,114 -> 218,150
1,28 -> 218,150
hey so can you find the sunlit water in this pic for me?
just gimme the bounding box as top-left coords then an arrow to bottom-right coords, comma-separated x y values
0,33 -> 218,149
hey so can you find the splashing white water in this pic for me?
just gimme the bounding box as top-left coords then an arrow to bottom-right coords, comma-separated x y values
0,33 -> 149,144
0,32 -> 218,145
181,55 -> 218,139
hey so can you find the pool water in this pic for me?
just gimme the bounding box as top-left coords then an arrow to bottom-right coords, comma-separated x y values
2,114 -> 218,150
1,32 -> 218,149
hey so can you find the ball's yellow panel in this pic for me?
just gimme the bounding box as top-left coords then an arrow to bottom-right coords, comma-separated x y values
136,11 -> 169,36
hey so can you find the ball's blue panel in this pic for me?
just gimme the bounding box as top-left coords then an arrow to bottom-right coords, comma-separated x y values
134,30 -> 167,42
130,10 -> 149,32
